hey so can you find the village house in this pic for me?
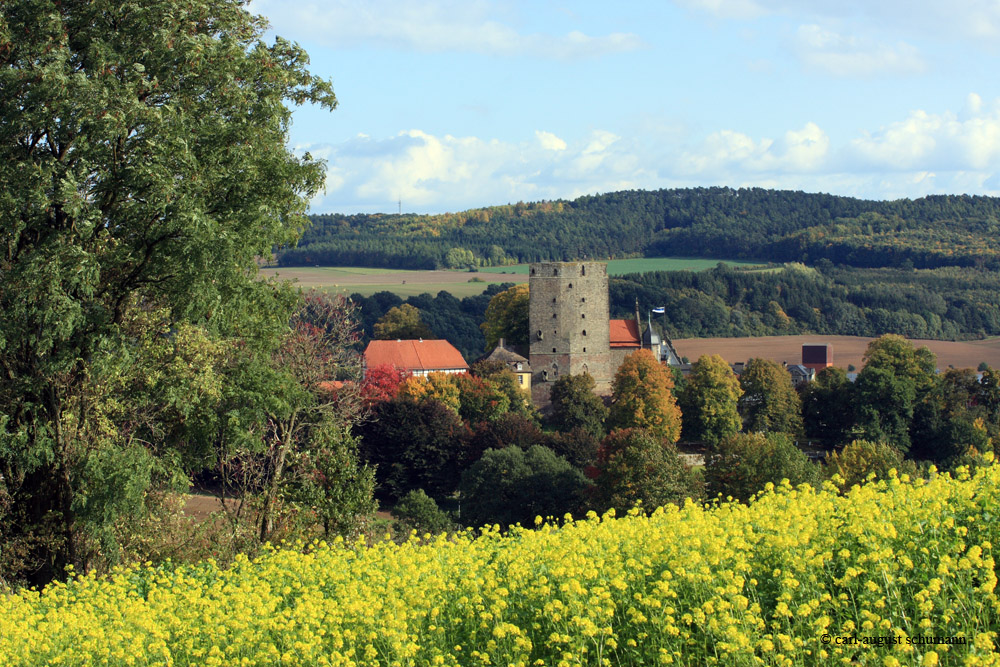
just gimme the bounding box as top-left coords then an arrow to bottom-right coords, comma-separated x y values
475,338 -> 532,393
363,339 -> 469,378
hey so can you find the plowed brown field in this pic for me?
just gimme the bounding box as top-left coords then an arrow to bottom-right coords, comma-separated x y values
672,335 -> 1000,371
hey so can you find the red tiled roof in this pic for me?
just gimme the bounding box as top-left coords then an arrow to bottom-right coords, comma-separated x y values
609,319 -> 641,348
364,339 -> 469,372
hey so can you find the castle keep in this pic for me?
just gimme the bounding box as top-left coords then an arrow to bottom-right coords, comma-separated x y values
528,262 -> 613,405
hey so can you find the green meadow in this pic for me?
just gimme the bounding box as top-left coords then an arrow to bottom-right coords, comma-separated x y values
260,257 -> 762,298
480,256 -> 763,276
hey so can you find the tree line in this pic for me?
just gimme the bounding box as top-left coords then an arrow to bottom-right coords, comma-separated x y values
343,262 -> 1000,375
277,188 -> 1000,271
353,335 -> 998,538
609,263 -> 1000,339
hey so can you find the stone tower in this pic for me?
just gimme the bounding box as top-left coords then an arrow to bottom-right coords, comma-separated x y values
528,261 -> 612,406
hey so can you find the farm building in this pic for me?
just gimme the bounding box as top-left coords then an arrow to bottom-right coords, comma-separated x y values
802,344 -> 833,372
475,339 -> 532,393
363,339 -> 469,378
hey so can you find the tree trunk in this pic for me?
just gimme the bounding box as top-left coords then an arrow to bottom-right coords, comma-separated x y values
259,414 -> 296,543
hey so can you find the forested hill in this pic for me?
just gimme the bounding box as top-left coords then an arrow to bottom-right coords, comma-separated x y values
278,188 -> 1000,270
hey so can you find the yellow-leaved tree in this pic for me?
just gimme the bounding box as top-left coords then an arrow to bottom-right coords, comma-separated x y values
607,349 -> 682,445
398,372 -> 461,413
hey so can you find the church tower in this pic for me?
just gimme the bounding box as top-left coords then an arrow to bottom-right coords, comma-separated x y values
528,261 -> 612,406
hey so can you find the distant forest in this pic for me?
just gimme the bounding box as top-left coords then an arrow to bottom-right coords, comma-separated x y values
279,188 -> 1000,271
348,263 -> 1000,361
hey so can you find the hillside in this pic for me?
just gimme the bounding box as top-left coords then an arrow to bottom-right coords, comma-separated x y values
278,188 -> 1000,271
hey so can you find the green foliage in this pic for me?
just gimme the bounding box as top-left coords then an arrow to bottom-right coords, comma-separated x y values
453,374 -> 512,425
704,432 -> 818,503
738,358 -> 803,436
373,304 -> 435,340
607,350 -> 682,444
286,422 -> 377,540
853,335 -> 937,453
351,285 -> 512,362
459,446 -> 591,529
609,263 -> 1000,340
824,440 -> 909,490
544,428 -> 601,470
0,0 -> 334,584
445,247 -> 477,269
469,414 -> 546,461
283,188 -> 1000,274
480,284 -> 530,350
801,366 -> 855,447
359,398 -> 472,502
679,355 -> 743,446
391,489 -> 454,539
548,373 -> 608,439
594,428 -> 701,514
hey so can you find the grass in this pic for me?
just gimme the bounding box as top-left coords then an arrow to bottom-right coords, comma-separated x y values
259,257 -> 764,299
479,256 -> 764,275
322,282 -> 510,299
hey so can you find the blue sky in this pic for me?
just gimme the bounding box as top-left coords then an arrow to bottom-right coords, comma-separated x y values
250,0 -> 1000,214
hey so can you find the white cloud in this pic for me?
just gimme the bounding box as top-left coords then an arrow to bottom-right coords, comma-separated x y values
674,0 -> 1000,47
794,24 -> 925,76
535,130 -> 567,151
299,96 -> 1000,214
678,122 -> 829,174
251,0 -> 643,58
673,0 -> 766,20
850,99 -> 1000,170
304,128 -> 657,212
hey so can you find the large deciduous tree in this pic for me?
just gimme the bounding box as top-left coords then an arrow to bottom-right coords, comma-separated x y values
459,446 -> 590,529
738,358 -> 803,436
480,284 -> 529,350
373,304 -> 434,340
0,0 -> 335,584
853,335 -> 936,453
703,432 -> 818,503
801,366 -> 855,446
594,428 -> 700,514
679,354 -> 743,446
548,372 -> 608,438
607,350 -> 682,445
358,398 -> 472,502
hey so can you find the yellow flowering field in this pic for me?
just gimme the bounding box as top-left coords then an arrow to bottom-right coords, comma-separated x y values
3,465 -> 1000,667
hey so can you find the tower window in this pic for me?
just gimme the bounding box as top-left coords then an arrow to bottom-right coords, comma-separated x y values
552,297 -> 556,303
530,268 -> 535,275
581,297 -> 586,303
583,347 -> 587,352
582,330 -> 587,336
552,313 -> 557,318
581,314 -> 586,319
568,283 -> 573,288
552,348 -> 557,353
581,266 -> 586,276
536,330 -> 543,340
553,268 -> 558,276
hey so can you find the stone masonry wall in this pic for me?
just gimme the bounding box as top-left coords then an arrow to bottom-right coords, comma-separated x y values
529,262 -> 611,406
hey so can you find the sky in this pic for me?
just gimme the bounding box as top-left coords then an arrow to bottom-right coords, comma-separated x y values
249,0 -> 1000,215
